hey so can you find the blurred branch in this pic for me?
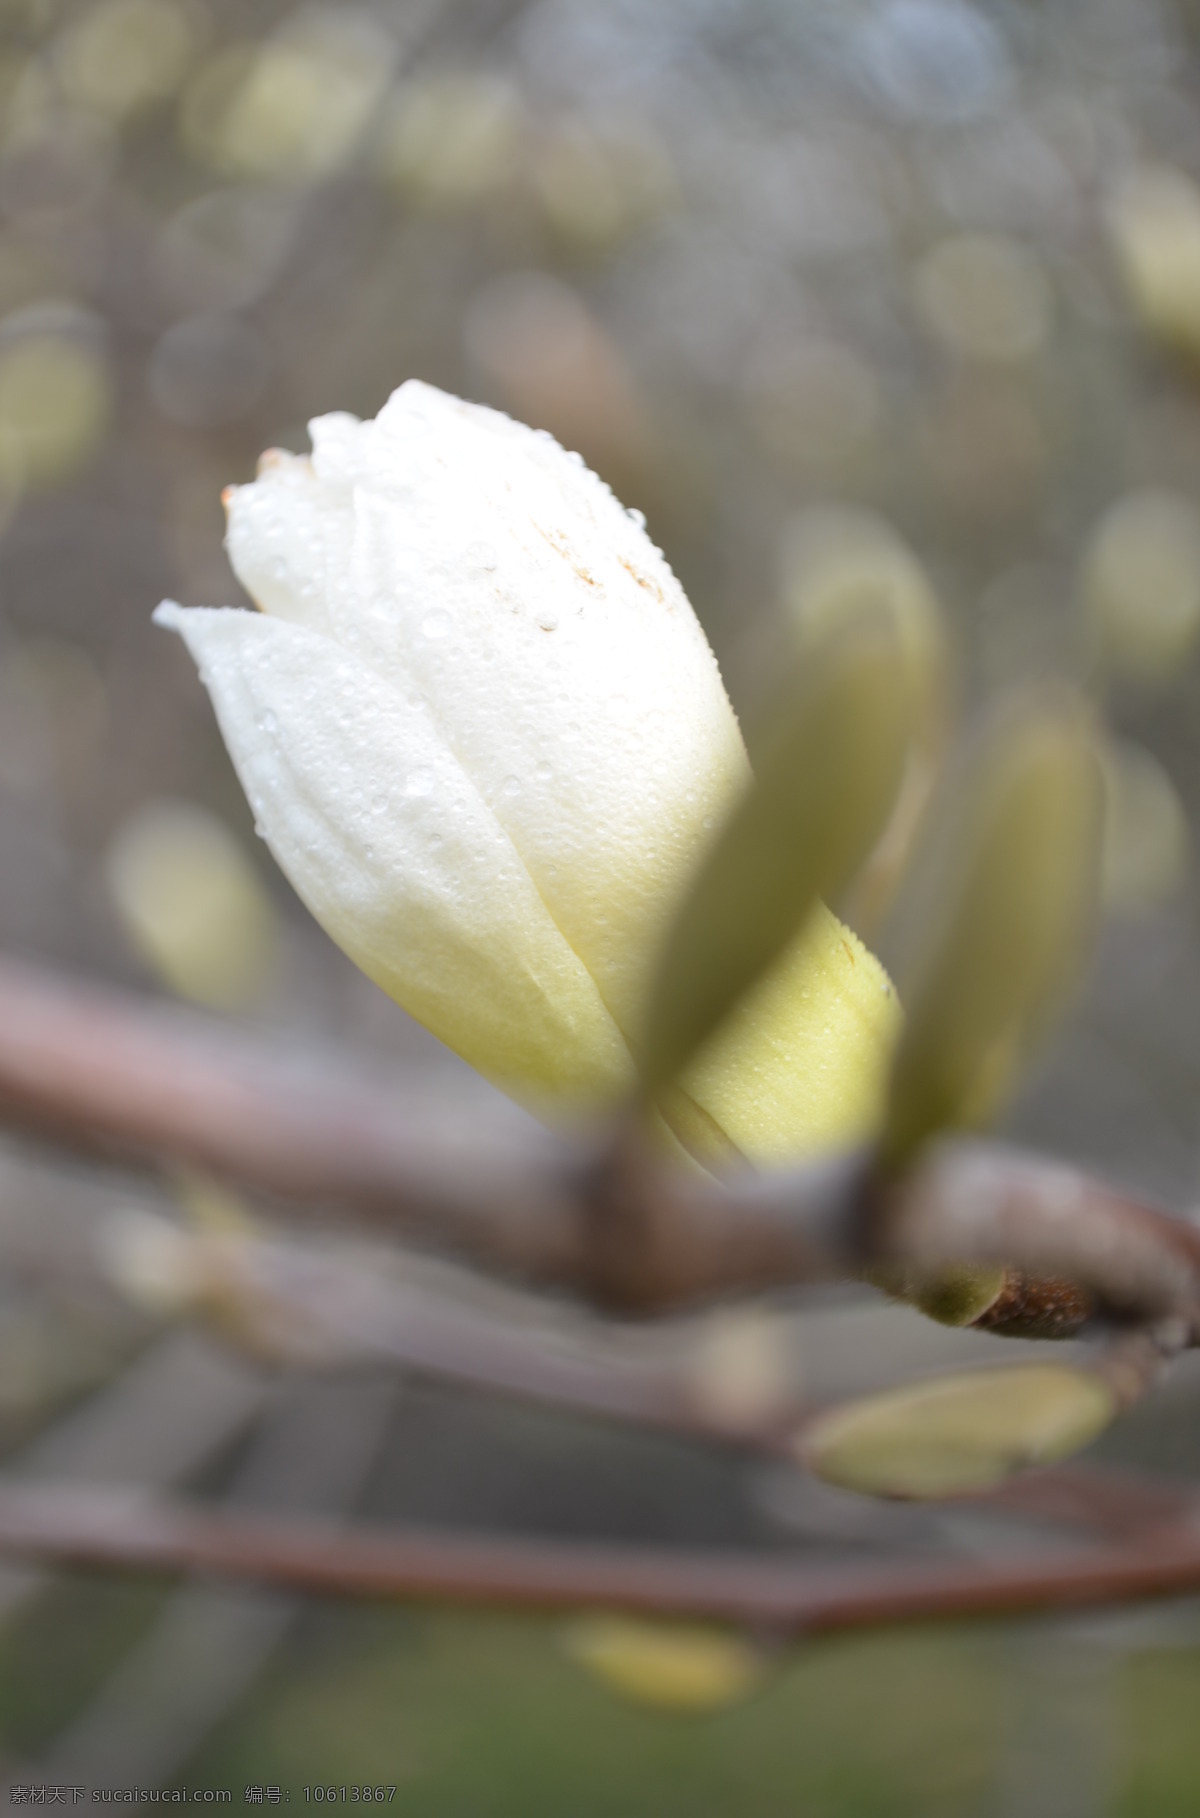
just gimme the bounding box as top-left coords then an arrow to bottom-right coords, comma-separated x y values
0,1478 -> 1198,1635
3,954 -> 1200,1333
155,1229 -> 798,1446
94,1225 -> 1199,1538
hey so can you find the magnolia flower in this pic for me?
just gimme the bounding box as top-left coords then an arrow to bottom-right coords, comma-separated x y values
156,381 -> 899,1169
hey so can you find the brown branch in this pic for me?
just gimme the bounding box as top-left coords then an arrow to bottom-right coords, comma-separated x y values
0,954 -> 588,1283
0,952 -> 850,1308
864,1144 -> 1200,1334
104,1223 -> 1195,1547
173,1230 -> 797,1445
3,953 -> 1200,1329
0,1480 -> 1197,1636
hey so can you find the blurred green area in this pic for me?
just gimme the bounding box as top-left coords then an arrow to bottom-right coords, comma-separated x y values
9,1583 -> 1200,1817
7,0 -> 1200,1804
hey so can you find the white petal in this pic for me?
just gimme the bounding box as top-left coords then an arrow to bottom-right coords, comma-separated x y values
224,453 -> 355,637
152,601 -> 633,1114
231,378 -> 750,1049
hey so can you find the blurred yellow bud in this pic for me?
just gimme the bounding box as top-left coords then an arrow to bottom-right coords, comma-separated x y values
183,13 -> 393,179
56,0 -> 197,122
780,507 -> 946,722
563,1617 -> 764,1712
98,1208 -> 340,1364
1100,738 -> 1190,914
802,1364 -> 1116,1499
883,695 -> 1102,1166
776,509 -> 947,938
379,75 -> 522,209
686,1306 -> 796,1430
97,1206 -> 202,1318
105,798 -> 279,1010
174,1170 -> 256,1238
1082,488 -> 1200,687
638,606 -> 911,1132
1107,164 -> 1200,363
0,307 -> 111,489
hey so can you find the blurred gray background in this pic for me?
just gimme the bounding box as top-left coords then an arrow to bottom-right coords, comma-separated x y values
5,0 -> 1200,1809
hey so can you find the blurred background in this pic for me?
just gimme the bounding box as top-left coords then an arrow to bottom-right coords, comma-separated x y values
6,0 -> 1200,1808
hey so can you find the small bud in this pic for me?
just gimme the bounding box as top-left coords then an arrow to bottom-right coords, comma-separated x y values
1100,739 -> 1189,913
802,1364 -> 1116,1500
780,507 -> 948,933
105,799 -> 279,1010
1107,165 -> 1200,365
1081,489 -> 1200,688
639,604 -> 914,1103
563,1617 -> 765,1712
882,694 -> 1103,1166
867,1260 -> 1008,1328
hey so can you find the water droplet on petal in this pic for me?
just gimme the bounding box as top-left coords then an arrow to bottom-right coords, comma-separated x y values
465,541 -> 498,572
501,774 -> 522,798
405,767 -> 435,798
422,610 -> 452,640
627,507 -> 647,530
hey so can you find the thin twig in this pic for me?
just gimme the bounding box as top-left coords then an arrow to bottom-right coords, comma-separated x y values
157,1228 -> 795,1444
0,1481 -> 1196,1635
104,1223 -> 1199,1545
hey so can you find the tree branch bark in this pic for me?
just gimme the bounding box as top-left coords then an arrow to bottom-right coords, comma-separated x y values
0,1480 -> 1196,1636
2,952 -> 1199,1330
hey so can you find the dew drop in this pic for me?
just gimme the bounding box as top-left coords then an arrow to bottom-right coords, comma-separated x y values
627,507 -> 647,529
465,540 -> 498,572
501,774 -> 522,798
537,611 -> 559,631
535,761 -> 553,782
260,710 -> 279,737
405,767 -> 435,798
421,610 -> 452,640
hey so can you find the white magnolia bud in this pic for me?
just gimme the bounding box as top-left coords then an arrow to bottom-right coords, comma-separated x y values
156,381 -> 898,1164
